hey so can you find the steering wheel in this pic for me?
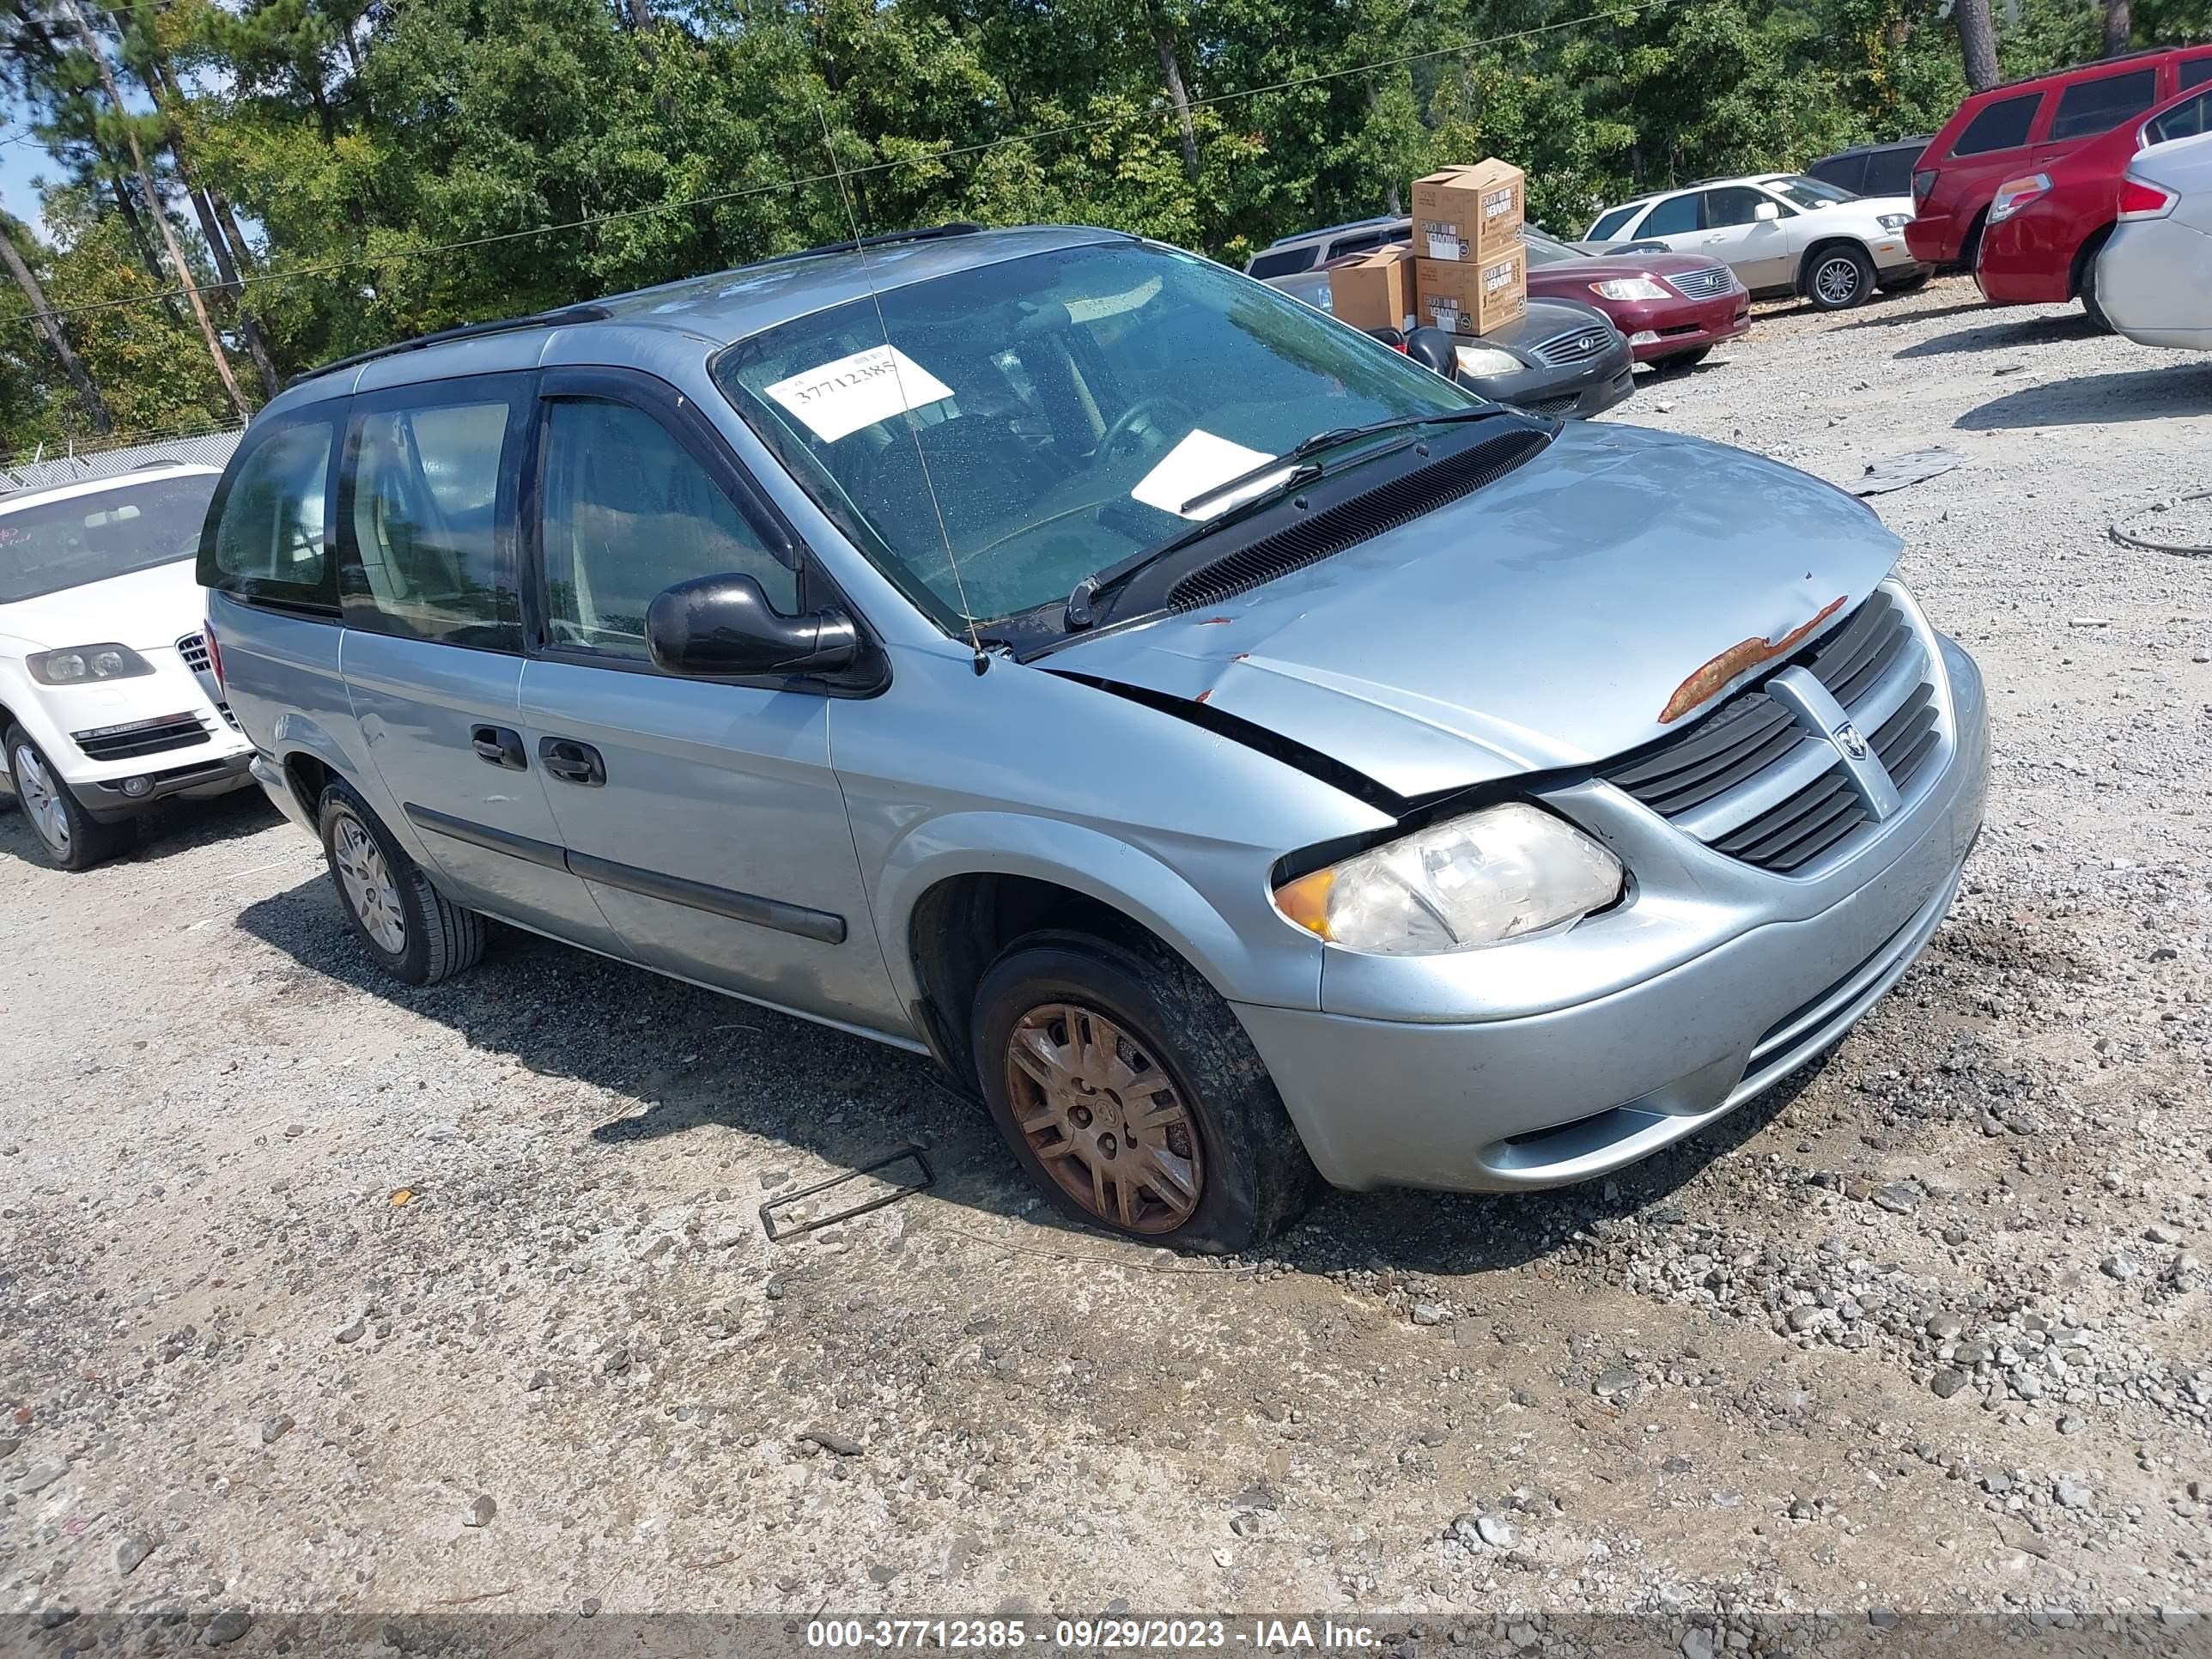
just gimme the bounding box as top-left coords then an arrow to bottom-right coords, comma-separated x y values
1097,397 -> 1197,463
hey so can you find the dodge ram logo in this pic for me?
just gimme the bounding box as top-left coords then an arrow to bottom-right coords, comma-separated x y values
1833,721 -> 1869,762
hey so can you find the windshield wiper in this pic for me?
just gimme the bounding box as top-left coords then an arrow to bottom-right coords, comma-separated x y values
1176,406 -> 1504,516
1064,407 -> 1506,630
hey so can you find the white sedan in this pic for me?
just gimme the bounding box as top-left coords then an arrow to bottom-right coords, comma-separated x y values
1,462 -> 255,870
2097,129 -> 2212,351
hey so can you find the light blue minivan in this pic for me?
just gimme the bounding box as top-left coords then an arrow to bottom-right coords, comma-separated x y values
199,224 -> 1988,1251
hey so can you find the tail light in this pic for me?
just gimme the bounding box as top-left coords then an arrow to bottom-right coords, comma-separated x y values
2118,177 -> 2179,220
203,617 -> 224,694
1986,173 -> 2051,225
1912,168 -> 1937,203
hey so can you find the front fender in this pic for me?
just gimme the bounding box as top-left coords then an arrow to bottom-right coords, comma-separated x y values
872,810 -> 1324,1016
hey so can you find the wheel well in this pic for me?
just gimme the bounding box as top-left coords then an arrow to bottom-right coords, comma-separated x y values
907,874 -> 1180,1092
1797,237 -> 1871,292
283,752 -> 335,823
2069,222 -> 2115,298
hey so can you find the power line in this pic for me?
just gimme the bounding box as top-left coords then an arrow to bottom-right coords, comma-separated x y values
1,0 -> 1692,334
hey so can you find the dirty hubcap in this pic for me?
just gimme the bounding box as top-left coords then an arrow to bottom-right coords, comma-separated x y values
12,743 -> 69,856
1815,257 -> 1862,307
332,814 -> 406,953
1005,1003 -> 1203,1234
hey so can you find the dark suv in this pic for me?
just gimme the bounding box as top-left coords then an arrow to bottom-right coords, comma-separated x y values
1805,137 -> 1929,199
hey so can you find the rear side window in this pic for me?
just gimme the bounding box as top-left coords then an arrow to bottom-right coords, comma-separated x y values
1247,246 -> 1316,279
1638,193 -> 1702,235
1864,145 -> 1922,196
1588,204 -> 1641,240
1951,92 -> 2041,155
2183,57 -> 2212,90
201,412 -> 338,612
2147,88 -> 2212,144
338,380 -> 526,650
2049,69 -> 2158,141
1704,185 -> 1778,228
1809,154 -> 1866,194
538,398 -> 798,660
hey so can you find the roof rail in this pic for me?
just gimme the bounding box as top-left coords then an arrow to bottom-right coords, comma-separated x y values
753,222 -> 987,270
1980,43 -> 2196,96
1266,214 -> 1401,247
289,303 -> 617,387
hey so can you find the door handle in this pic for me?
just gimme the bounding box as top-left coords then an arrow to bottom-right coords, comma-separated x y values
538,737 -> 605,787
470,725 -> 527,769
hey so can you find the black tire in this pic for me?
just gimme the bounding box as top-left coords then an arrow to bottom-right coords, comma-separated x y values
1957,211 -> 1988,274
971,931 -> 1321,1254
1656,345 -> 1711,374
1802,243 -> 1876,312
4,725 -> 135,872
1878,270 -> 1931,295
316,778 -> 486,986
2078,243 -> 2113,333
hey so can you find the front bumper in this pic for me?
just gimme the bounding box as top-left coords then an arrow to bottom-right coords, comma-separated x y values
1237,625 -> 1990,1194
1470,339 -> 1637,421
1613,290 -> 1751,362
2097,218 -> 2212,350
65,750 -> 255,822
1868,237 -> 1925,277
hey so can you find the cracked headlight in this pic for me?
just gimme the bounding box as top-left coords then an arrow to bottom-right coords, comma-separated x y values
1272,802 -> 1624,956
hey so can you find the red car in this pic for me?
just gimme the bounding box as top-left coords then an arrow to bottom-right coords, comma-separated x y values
1906,44 -> 2212,270
1977,78 -> 2212,324
1520,228 -> 1750,368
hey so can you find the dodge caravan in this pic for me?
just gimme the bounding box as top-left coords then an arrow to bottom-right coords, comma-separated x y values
201,225 -> 1989,1251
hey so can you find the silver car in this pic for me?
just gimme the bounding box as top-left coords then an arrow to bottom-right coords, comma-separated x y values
200,225 -> 1989,1252
2097,129 -> 2212,350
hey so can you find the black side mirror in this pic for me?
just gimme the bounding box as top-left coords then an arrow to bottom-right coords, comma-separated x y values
1403,326 -> 1458,377
646,573 -> 859,678
1364,325 -> 1407,350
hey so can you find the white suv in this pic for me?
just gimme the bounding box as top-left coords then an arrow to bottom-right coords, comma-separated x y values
1,462 -> 254,869
1583,173 -> 1927,310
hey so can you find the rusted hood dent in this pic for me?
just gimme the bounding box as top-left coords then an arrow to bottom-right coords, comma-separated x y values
1053,422 -> 1903,800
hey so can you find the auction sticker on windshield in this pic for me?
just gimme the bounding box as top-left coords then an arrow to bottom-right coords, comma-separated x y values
1131,429 -> 1290,521
764,344 -> 955,443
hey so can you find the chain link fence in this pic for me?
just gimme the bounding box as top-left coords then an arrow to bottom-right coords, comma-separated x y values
0,425 -> 246,495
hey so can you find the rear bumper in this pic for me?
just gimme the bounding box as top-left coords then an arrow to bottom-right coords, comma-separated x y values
1905,213 -> 1960,266
2098,218 -> 2212,349
251,752 -> 319,835
1237,630 -> 1990,1194
1973,213 -> 2078,305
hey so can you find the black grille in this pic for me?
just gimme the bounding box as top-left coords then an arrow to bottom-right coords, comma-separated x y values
73,714 -> 211,763
1668,267 -> 1735,299
1531,328 -> 1614,369
1165,428 -> 1550,612
1601,585 -> 1939,876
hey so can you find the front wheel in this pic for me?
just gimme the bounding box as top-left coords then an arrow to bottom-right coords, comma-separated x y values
1804,245 -> 1876,312
1656,345 -> 1711,374
4,726 -> 133,872
317,779 -> 486,986
2078,251 -> 2113,332
971,932 -> 1321,1254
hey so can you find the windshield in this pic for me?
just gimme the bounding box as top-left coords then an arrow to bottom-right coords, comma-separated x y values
714,241 -> 1478,629
1766,175 -> 1857,209
0,472 -> 216,605
1521,229 -> 1585,266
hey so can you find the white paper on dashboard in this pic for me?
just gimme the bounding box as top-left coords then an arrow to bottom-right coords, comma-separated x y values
1129,429 -> 1291,521
763,344 -> 956,443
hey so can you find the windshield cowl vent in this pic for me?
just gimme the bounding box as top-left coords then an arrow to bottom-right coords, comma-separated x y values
1164,426 -> 1552,613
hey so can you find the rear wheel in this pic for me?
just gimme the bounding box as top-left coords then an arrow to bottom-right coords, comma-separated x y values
316,779 -> 486,986
1804,245 -> 1875,312
4,726 -> 133,872
971,931 -> 1321,1254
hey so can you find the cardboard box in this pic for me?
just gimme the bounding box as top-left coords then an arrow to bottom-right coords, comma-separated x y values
1327,246 -> 1416,334
1415,246 -> 1528,337
1409,160 -> 1527,261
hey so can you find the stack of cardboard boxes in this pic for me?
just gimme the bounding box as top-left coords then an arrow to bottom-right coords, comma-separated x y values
1325,160 -> 1528,341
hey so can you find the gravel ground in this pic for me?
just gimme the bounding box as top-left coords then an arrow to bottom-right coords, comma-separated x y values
3,276 -> 2211,1652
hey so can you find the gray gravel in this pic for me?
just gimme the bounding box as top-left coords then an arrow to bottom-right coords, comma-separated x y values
2,277 -> 2209,1633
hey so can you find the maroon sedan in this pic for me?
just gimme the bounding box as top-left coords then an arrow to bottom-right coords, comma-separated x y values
1523,228 -> 1750,369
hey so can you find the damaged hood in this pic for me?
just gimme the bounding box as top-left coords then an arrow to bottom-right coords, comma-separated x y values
1052,422 -> 1902,799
